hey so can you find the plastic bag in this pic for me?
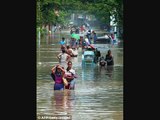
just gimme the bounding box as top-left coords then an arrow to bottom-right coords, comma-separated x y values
62,77 -> 68,86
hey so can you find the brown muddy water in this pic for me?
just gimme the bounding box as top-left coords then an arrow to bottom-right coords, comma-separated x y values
37,31 -> 123,120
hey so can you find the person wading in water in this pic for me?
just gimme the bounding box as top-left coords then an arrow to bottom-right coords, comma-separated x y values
64,61 -> 77,90
51,65 -> 65,90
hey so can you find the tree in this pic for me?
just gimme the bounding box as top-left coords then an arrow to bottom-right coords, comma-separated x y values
36,0 -> 123,38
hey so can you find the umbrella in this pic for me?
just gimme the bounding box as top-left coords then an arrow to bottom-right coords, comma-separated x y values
71,33 -> 80,40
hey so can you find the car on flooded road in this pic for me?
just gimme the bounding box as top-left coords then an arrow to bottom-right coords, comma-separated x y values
95,34 -> 111,44
82,50 -> 96,66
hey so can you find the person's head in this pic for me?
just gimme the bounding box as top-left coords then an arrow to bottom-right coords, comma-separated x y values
66,45 -> 70,49
62,37 -> 65,41
67,61 -> 72,69
111,33 -> 114,36
56,65 -> 62,72
107,49 -> 111,55
62,49 -> 65,53
71,37 -> 74,40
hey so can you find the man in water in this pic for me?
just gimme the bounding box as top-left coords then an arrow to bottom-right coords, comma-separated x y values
64,61 -> 77,90
105,50 -> 114,77
59,37 -> 66,51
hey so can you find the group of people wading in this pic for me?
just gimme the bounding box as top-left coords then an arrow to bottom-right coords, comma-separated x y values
51,61 -> 77,90
51,37 -> 78,91
51,29 -> 114,90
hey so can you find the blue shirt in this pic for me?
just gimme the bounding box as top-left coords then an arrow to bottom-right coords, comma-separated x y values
59,40 -> 66,45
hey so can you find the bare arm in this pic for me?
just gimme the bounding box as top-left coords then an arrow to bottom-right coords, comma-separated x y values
59,66 -> 65,74
66,54 -> 71,61
57,53 -> 61,60
51,65 -> 57,74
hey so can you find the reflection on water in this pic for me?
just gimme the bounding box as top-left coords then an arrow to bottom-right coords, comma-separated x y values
37,32 -> 123,120
51,90 -> 75,116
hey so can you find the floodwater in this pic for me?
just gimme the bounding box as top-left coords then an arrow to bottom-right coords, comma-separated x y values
37,30 -> 123,120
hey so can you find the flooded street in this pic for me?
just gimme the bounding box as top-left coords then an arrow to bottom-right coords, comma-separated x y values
37,31 -> 123,120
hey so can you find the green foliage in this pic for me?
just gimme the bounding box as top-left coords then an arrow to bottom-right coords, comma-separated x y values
36,0 -> 123,32
36,27 -> 47,37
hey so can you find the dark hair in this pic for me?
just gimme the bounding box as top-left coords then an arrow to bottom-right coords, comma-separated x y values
68,61 -> 72,65
67,45 -> 70,49
62,49 -> 65,53
62,37 -> 65,40
66,61 -> 72,71
108,49 -> 111,54
50,73 -> 55,80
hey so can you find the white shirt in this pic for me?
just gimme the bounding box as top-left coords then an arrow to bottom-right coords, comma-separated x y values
58,53 -> 68,63
65,68 -> 75,76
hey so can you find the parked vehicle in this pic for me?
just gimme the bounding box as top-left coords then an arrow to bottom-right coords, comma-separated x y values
96,35 -> 111,44
82,50 -> 95,66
